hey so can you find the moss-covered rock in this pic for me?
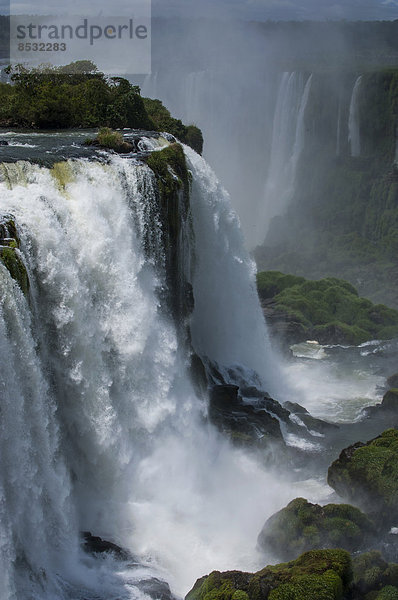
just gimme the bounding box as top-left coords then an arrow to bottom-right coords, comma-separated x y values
352,551 -> 398,597
145,142 -> 195,342
327,429 -> 398,525
85,127 -> 134,153
0,216 -> 29,296
258,498 -> 376,561
185,550 -> 352,600
257,271 -> 398,345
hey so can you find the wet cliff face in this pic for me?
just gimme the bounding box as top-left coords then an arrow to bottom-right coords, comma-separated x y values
255,69 -> 398,309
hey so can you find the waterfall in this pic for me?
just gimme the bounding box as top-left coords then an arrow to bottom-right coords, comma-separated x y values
336,98 -> 342,156
395,125 -> 398,165
348,76 -> 362,158
0,150 -> 295,599
255,72 -> 313,246
184,145 -> 280,392
291,74 -> 313,180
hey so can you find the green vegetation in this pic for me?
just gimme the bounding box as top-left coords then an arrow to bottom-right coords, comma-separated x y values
328,429 -> 398,525
85,127 -> 133,153
0,62 -> 203,152
185,549 -> 352,600
256,271 -> 398,345
0,217 -> 29,296
143,98 -> 203,154
258,498 -> 375,562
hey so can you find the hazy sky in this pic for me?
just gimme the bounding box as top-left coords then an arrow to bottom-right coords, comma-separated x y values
2,0 -> 398,20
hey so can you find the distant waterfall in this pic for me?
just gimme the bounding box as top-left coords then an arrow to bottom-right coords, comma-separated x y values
336,98 -> 342,156
254,72 -> 313,246
395,125 -> 398,165
183,71 -> 208,125
348,76 -> 362,157
291,74 -> 313,180
0,149 -> 291,599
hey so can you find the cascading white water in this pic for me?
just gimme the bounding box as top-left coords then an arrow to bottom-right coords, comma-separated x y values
348,76 -> 362,157
254,72 -> 313,246
184,145 -> 281,394
0,150 -> 319,599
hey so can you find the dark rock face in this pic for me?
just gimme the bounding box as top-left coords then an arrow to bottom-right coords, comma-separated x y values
82,532 -> 132,560
327,429 -> 398,526
363,389 -> 398,421
208,385 -> 284,448
284,402 -> 309,415
137,578 -> 176,600
260,298 -> 308,345
257,497 -> 376,562
208,383 -> 340,466
388,374 -> 398,389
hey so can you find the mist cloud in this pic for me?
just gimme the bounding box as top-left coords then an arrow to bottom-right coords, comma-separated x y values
4,0 -> 398,19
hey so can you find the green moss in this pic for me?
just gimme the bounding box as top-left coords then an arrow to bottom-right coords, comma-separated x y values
258,498 -> 374,561
0,246 -> 29,296
85,127 -> 134,153
186,550 -> 352,600
328,429 -> 398,523
144,143 -> 194,324
146,143 -> 189,196
269,571 -> 343,600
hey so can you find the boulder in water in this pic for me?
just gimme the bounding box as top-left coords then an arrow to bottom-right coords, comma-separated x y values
138,578 -> 177,600
257,497 -> 376,562
82,531 -> 132,560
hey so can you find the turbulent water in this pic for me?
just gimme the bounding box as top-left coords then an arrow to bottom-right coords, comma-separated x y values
0,143 -> 313,599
